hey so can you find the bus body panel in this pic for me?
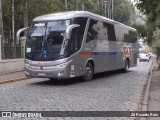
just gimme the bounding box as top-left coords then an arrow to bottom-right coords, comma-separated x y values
22,11 -> 138,80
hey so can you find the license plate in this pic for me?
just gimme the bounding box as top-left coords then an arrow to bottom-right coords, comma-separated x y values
38,73 -> 46,76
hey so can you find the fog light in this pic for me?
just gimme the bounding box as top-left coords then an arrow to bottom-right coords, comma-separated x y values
25,71 -> 29,75
58,71 -> 64,77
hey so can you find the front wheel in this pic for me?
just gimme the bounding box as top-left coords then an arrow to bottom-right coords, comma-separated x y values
82,62 -> 94,81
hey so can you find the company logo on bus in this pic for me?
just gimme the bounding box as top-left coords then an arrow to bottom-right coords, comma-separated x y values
40,66 -> 43,70
122,44 -> 132,58
37,62 -> 44,65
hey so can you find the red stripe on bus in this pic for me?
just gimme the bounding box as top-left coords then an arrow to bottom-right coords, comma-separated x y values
79,52 -> 91,56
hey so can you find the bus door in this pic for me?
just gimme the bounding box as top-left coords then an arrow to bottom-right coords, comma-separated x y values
68,17 -> 88,77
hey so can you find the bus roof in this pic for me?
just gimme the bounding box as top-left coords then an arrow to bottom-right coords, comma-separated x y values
33,11 -> 136,31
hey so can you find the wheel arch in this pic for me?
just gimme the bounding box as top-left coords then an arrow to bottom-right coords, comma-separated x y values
85,58 -> 95,73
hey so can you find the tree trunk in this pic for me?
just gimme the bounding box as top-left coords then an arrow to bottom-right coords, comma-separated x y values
23,0 -> 28,28
157,48 -> 160,69
12,0 -> 15,46
22,0 -> 28,58
0,0 -> 5,60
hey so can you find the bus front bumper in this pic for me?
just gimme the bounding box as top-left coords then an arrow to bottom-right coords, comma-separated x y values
24,63 -> 71,79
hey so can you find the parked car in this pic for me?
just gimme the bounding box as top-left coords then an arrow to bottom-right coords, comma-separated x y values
139,53 -> 150,62
147,53 -> 154,59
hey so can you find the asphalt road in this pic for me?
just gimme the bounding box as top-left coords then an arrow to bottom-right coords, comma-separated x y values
0,60 -> 152,120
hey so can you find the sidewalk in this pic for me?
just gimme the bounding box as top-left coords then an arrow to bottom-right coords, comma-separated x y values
0,71 -> 27,84
148,60 -> 160,120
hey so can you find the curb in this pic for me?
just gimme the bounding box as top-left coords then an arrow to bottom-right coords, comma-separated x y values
142,61 -> 153,111
139,61 -> 154,120
0,70 -> 24,75
0,77 -> 29,85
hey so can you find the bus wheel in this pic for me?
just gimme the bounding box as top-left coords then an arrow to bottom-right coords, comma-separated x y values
49,78 -> 58,81
83,62 -> 94,81
121,59 -> 129,73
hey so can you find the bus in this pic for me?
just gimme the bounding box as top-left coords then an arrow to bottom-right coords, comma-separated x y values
17,11 -> 138,81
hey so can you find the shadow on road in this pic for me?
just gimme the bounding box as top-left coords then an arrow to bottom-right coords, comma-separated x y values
30,70 -> 131,86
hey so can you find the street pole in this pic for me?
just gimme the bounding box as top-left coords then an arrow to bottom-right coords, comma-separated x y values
111,0 -> 114,19
101,0 -> 104,16
108,7 -> 110,18
104,1 -> 108,18
82,0 -> 84,11
104,2 -> 106,17
107,0 -> 111,19
76,0 -> 78,10
65,0 -> 68,11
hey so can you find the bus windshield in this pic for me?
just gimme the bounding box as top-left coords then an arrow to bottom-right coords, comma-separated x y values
26,20 -> 70,61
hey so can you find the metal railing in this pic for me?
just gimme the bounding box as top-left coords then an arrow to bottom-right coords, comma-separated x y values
2,46 -> 24,59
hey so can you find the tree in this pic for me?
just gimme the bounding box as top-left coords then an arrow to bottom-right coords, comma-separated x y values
113,0 -> 135,24
0,0 -> 4,59
131,24 -> 147,39
136,0 -> 160,67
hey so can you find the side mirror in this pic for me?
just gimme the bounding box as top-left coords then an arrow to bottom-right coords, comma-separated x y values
17,27 -> 29,44
65,24 -> 80,40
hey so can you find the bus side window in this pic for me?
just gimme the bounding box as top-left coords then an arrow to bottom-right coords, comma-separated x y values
98,21 -> 108,40
86,19 -> 99,43
103,22 -> 116,41
73,17 -> 87,45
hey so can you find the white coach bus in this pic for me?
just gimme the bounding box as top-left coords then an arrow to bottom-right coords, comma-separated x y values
17,11 -> 138,81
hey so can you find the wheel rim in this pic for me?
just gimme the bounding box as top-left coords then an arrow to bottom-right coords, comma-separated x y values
84,64 -> 92,80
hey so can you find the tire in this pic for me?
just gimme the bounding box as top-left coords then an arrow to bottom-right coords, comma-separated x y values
82,62 -> 94,81
49,78 -> 58,81
121,59 -> 129,73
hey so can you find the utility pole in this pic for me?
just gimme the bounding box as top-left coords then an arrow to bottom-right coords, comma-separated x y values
104,1 -> 107,17
111,0 -> 114,19
82,0 -> 85,11
101,0 -> 104,16
76,0 -> 78,10
65,0 -> 68,11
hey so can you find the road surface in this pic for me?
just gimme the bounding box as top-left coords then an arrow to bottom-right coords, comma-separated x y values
0,61 -> 152,120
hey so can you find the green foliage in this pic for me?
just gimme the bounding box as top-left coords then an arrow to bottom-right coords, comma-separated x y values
137,0 -> 160,60
136,0 -> 160,22
157,58 -> 160,66
130,24 -> 147,39
152,28 -> 160,49
1,0 -> 135,45
85,0 -> 101,15
113,0 -> 134,24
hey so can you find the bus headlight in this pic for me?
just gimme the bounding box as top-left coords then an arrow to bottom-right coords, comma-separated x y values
25,64 -> 30,69
55,60 -> 72,69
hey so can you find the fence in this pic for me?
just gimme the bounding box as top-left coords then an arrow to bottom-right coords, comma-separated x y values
2,46 -> 24,59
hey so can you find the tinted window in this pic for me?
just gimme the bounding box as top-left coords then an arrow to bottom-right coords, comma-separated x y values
86,19 -> 99,43
98,21 -> 108,40
70,28 -> 80,54
103,22 -> 116,41
73,17 -> 87,45
124,30 -> 137,43
68,17 -> 87,55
